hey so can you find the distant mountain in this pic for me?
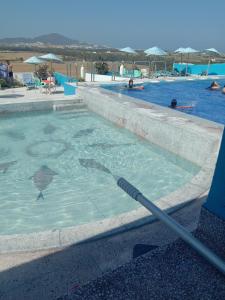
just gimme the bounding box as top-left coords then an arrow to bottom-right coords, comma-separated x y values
33,33 -> 79,45
0,33 -> 106,48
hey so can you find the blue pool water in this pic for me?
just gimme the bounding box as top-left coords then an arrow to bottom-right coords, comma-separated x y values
103,78 -> 225,124
0,109 -> 199,234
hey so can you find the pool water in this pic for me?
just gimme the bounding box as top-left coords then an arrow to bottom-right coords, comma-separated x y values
103,78 -> 225,124
0,110 -> 199,234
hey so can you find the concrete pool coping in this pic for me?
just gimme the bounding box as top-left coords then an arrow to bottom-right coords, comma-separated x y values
0,84 -> 223,253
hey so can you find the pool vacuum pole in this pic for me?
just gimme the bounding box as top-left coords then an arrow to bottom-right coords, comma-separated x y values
116,177 -> 225,276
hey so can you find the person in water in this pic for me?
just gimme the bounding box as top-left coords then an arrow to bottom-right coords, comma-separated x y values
222,85 -> 225,94
208,81 -> 220,90
128,78 -> 134,88
170,99 -> 177,109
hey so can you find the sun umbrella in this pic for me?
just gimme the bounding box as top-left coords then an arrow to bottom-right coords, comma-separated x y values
204,48 -> 221,75
39,53 -> 63,72
145,46 -> 167,56
175,47 -> 199,75
119,47 -> 137,77
119,47 -> 137,54
145,47 -> 167,75
174,47 -> 186,53
205,48 -> 220,55
24,56 -> 44,71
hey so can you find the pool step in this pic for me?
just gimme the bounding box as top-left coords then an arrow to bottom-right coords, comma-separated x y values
53,101 -> 87,111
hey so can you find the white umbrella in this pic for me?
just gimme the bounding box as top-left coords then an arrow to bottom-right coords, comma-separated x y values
175,47 -> 199,75
205,48 -> 220,55
24,56 -> 44,71
145,47 -> 167,75
145,46 -> 167,56
119,47 -> 137,54
175,47 -> 186,53
204,48 -> 221,75
39,53 -> 63,72
119,47 -> 137,77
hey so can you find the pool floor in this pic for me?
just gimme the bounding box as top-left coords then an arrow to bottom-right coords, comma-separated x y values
0,109 -> 199,234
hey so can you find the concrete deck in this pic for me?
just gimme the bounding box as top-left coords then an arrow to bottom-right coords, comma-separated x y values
67,207 -> 225,300
0,197 -> 204,300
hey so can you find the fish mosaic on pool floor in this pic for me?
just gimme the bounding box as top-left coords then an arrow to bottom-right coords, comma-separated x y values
29,165 -> 58,200
43,123 -> 57,135
26,139 -> 72,159
86,142 -> 135,150
0,160 -> 17,173
3,130 -> 25,140
79,158 -> 111,174
73,128 -> 96,138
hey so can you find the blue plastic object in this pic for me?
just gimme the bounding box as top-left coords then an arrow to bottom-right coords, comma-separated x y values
54,72 -> 77,86
204,129 -> 225,220
173,63 -> 225,75
64,82 -> 76,96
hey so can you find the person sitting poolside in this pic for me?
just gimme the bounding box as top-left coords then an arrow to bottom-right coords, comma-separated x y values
47,73 -> 56,85
208,81 -> 220,90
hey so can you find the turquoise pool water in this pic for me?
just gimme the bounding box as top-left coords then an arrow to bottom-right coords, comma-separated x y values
0,109 -> 199,234
103,78 -> 225,124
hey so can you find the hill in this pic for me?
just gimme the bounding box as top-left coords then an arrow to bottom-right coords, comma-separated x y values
0,33 -> 106,48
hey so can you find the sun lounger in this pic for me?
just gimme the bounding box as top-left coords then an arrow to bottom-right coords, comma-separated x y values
22,73 -> 36,89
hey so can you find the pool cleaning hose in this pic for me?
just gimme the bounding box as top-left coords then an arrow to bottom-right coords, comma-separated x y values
116,176 -> 225,276
79,158 -> 225,275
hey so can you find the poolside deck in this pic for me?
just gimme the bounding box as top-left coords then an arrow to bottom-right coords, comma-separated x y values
68,207 -> 225,300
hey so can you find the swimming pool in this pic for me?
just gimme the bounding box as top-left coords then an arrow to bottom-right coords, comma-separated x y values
103,78 -> 225,124
0,109 -> 199,235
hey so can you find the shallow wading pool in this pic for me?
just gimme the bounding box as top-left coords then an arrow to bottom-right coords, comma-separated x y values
0,109 -> 199,235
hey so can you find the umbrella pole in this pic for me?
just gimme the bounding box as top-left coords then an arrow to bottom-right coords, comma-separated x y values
206,54 -> 211,76
180,53 -> 183,76
186,53 -> 189,76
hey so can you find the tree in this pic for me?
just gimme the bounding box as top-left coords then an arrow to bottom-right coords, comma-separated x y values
35,64 -> 49,80
95,62 -> 109,75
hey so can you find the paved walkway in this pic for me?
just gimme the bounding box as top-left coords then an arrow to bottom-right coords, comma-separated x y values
69,208 -> 225,300
0,197 -> 204,300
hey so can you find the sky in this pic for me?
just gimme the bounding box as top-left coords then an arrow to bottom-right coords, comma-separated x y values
1,0 -> 225,51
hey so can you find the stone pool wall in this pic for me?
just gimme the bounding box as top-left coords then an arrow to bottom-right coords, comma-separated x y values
79,85 -> 223,170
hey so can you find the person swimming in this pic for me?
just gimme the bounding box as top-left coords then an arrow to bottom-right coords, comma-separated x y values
222,85 -> 225,94
169,99 -> 194,110
208,81 -> 221,90
128,78 -> 134,88
124,78 -> 144,90
170,99 -> 177,109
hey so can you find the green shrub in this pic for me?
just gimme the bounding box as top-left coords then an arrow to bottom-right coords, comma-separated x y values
34,64 -> 49,80
95,62 -> 109,75
0,78 -> 8,88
